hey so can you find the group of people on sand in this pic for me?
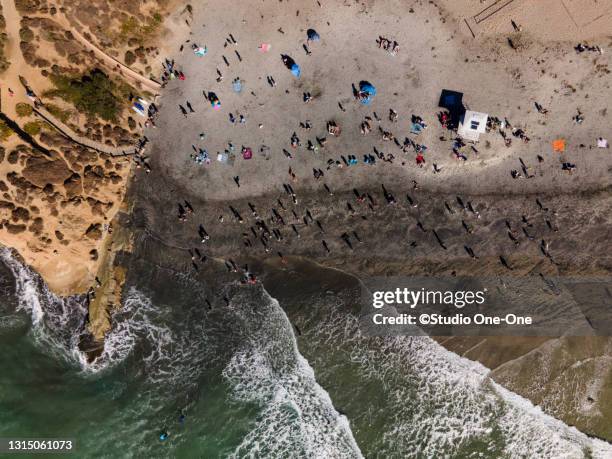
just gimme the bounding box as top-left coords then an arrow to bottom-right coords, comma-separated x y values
376,36 -> 399,55
575,43 -> 603,54
142,16 -> 597,300
132,136 -> 152,173
151,28 -> 600,187
135,17 -> 611,443
160,58 -> 186,86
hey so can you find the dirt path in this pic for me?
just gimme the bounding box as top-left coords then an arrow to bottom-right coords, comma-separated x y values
56,18 -> 161,94
33,106 -> 135,156
0,0 -> 33,118
0,0 -> 140,155
1,0 -> 161,95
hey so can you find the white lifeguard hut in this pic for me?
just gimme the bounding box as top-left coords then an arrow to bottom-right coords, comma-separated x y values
458,110 -> 488,142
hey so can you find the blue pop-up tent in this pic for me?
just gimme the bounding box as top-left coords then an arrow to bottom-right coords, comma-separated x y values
307,29 -> 320,41
359,81 -> 376,105
291,63 -> 301,78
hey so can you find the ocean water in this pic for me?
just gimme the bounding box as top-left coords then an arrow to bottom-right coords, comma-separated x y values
0,249 -> 610,458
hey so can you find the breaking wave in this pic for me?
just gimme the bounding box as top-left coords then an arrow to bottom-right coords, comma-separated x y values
222,288 -> 362,458
0,249 -> 205,389
0,248 -> 87,364
82,287 -> 208,399
307,310 -> 612,458
3,247 -> 610,457
81,288 -> 173,373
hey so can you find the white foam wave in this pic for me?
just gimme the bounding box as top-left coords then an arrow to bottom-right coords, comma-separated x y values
1,249 -> 46,326
83,287 -> 206,388
0,248 -> 87,363
222,289 -> 363,459
83,288 -> 172,372
309,310 -> 612,458
0,314 -> 26,329
0,249 -> 206,395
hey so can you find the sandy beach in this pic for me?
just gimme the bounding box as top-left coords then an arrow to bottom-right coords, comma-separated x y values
120,0 -> 612,442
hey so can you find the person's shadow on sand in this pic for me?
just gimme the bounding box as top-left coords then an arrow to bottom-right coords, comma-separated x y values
281,54 -> 296,69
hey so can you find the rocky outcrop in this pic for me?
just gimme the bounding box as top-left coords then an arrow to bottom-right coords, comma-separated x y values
22,153 -> 72,187
0,140 -> 131,294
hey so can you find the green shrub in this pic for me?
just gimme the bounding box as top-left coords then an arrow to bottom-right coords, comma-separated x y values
0,57 -> 9,73
119,12 -> 163,44
0,120 -> 14,140
45,103 -> 72,122
124,50 -> 136,66
0,31 -> 10,72
23,120 -> 42,136
46,69 -> 121,122
120,16 -> 139,37
15,102 -> 33,117
14,0 -> 41,14
19,27 -> 34,43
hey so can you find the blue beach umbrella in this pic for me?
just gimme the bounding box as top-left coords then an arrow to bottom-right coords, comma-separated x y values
360,82 -> 376,96
358,81 -> 376,105
291,63 -> 301,78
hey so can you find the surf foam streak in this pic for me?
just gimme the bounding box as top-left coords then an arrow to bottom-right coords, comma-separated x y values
0,248 -> 87,363
0,249 -> 212,416
222,288 -> 363,459
0,249 -> 153,373
83,287 -> 207,389
83,288 -> 171,373
1,248 -> 47,326
308,310 -> 612,458
0,251 -> 193,381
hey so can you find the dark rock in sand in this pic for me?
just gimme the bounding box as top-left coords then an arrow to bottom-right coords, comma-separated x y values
22,155 -> 73,187
85,223 -> 103,240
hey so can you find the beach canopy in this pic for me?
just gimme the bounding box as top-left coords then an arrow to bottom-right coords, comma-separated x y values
360,82 -> 376,95
281,54 -> 300,77
132,104 -> 146,117
291,63 -> 301,78
132,98 -> 149,116
552,139 -> 565,152
307,29 -> 320,41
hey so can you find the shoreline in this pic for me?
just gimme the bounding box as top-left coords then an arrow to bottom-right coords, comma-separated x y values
2,234 -> 611,457
256,255 -> 612,445
3,0 -> 612,450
